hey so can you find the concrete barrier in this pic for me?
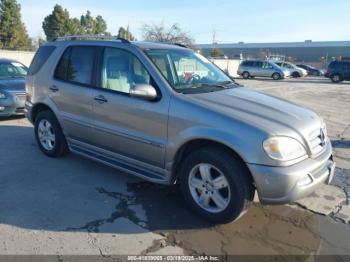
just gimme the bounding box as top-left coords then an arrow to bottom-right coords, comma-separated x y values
0,50 -> 35,67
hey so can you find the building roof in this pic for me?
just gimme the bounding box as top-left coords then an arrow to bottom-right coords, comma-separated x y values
199,41 -> 350,49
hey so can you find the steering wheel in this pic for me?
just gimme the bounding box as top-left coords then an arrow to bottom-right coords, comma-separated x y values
186,74 -> 201,84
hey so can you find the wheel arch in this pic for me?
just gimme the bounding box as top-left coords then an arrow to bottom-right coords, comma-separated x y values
170,138 -> 255,186
31,103 -> 53,123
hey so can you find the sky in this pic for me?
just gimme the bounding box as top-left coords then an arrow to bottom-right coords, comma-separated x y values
17,0 -> 350,44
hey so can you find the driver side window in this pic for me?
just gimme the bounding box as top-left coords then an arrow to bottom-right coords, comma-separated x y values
101,48 -> 151,94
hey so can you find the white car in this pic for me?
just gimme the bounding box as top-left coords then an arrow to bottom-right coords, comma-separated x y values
275,62 -> 308,78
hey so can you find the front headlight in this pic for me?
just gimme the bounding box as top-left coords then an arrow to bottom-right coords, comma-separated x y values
263,136 -> 306,161
0,91 -> 6,99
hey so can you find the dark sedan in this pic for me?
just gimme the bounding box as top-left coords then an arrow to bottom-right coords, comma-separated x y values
0,59 -> 28,117
296,64 -> 324,76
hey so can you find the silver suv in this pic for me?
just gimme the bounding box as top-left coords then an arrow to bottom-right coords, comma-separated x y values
25,36 -> 335,223
237,60 -> 291,80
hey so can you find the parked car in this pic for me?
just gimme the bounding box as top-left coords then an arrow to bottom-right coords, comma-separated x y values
237,60 -> 290,80
0,58 -> 28,117
325,61 -> 350,83
25,36 -> 335,223
296,64 -> 324,76
275,62 -> 308,78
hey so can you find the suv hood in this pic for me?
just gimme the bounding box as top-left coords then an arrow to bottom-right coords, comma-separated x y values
188,86 -> 321,139
0,78 -> 25,92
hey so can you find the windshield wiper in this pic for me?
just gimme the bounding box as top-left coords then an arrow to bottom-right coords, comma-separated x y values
195,82 -> 234,89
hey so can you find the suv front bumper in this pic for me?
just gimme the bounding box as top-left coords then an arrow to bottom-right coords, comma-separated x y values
248,140 -> 335,204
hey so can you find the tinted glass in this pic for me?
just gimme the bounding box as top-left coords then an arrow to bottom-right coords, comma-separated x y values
328,61 -> 339,69
254,61 -> 263,67
54,48 -> 70,80
101,48 -> 151,94
343,62 -> 350,70
54,46 -> 96,85
28,46 -> 56,75
0,62 -> 28,79
242,61 -> 253,66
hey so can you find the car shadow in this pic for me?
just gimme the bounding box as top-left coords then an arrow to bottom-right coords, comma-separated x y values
0,115 -> 26,121
0,125 -> 212,234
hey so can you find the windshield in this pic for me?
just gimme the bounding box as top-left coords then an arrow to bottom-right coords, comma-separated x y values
0,61 -> 28,79
145,49 -> 235,93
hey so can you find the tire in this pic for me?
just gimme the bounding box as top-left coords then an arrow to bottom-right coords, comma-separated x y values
272,72 -> 281,80
34,110 -> 69,157
292,71 -> 300,78
331,74 -> 342,83
180,147 -> 254,224
242,71 -> 250,79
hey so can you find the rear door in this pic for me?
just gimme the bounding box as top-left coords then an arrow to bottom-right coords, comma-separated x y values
251,61 -> 262,76
50,45 -> 96,143
342,62 -> 350,80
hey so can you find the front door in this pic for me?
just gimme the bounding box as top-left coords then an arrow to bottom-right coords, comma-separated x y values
91,47 -> 169,168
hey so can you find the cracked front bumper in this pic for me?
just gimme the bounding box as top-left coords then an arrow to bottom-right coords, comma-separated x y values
248,140 -> 335,204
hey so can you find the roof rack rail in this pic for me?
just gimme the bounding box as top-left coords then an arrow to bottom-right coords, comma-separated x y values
173,43 -> 188,48
50,35 -> 131,43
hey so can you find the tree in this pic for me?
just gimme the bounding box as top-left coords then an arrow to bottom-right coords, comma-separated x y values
0,0 -> 33,50
117,26 -> 136,41
80,11 -> 95,34
42,4 -> 72,39
210,48 -> 224,58
67,17 -> 84,35
95,15 -> 108,35
142,22 -> 194,46
42,6 -> 109,40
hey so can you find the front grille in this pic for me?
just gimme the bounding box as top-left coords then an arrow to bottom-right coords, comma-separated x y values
309,128 -> 326,155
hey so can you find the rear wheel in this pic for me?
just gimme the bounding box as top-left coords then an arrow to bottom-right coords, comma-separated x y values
34,110 -> 69,157
242,71 -> 250,79
331,74 -> 342,83
180,147 -> 254,223
272,72 -> 281,80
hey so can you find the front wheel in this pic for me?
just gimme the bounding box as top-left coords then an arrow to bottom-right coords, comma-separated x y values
272,72 -> 281,80
331,74 -> 342,83
180,147 -> 254,223
242,71 -> 250,79
292,71 -> 301,78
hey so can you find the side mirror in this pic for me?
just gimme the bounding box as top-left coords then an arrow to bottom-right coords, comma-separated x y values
130,84 -> 158,101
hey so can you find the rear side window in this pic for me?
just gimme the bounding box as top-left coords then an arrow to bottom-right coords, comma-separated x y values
54,46 -> 96,85
343,62 -> 350,70
241,61 -> 253,67
28,46 -> 56,75
328,61 -> 339,69
254,61 -> 263,68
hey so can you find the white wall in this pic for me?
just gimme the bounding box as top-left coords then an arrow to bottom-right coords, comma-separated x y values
0,50 -> 35,67
210,58 -> 241,77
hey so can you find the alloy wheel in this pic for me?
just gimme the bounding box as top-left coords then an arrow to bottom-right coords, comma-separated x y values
188,163 -> 231,213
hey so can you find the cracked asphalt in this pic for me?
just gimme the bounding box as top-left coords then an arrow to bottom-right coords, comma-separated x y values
0,77 -> 349,258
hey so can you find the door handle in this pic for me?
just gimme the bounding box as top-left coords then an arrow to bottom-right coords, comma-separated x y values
49,85 -> 59,92
94,95 -> 108,103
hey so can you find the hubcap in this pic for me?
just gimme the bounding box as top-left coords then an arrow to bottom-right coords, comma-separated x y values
188,163 -> 231,213
333,75 -> 339,81
38,119 -> 55,151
